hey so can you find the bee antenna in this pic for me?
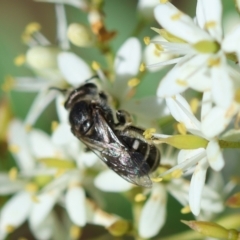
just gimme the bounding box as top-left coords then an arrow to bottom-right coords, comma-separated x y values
85,75 -> 99,82
49,86 -> 68,93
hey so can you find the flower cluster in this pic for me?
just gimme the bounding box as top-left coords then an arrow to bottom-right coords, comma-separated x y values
1,0 -> 240,239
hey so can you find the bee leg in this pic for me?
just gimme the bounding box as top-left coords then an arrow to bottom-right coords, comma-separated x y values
116,110 -> 133,126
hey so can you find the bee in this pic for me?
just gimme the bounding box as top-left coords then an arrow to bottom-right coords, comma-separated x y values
64,82 -> 161,188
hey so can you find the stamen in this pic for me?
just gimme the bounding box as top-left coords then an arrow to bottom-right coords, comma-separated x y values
171,169 -> 183,178
5,225 -> 15,233
8,167 -> 18,181
143,36 -> 150,45
160,0 -> 169,3
70,225 -> 81,240
151,177 -> 163,183
176,79 -> 188,86
25,22 -> 41,35
134,193 -> 146,202
128,78 -> 140,88
14,54 -> 26,66
139,63 -> 146,72
25,182 -> 39,193
176,122 -> 187,135
92,61 -> 101,71
31,195 -> 40,203
190,98 -> 199,114
207,57 -> 220,67
8,144 -> 20,154
143,128 -> 156,140
181,205 -> 191,214
51,121 -> 59,132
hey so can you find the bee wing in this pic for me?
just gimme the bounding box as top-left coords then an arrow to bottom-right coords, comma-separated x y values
80,108 -> 153,188
101,149 -> 152,188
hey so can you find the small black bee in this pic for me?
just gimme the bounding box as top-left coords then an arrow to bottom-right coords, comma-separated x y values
64,82 -> 161,188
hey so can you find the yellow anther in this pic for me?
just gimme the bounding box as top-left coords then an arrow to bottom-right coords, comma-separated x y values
181,205 -> 191,214
143,36 -> 150,45
207,57 -> 220,67
171,169 -> 183,178
160,0 -> 169,3
204,21 -> 217,30
31,195 -> 40,203
154,49 -> 161,57
235,89 -> 240,103
155,44 -> 164,51
6,225 -> 15,233
134,193 -> 146,202
51,121 -> 59,132
70,225 -> 81,240
176,122 -> 187,135
25,124 -> 32,132
18,238 -> 28,240
151,177 -> 163,183
25,22 -> 41,35
171,12 -> 183,21
176,79 -> 188,86
25,182 -> 39,193
1,75 -> 15,92
139,63 -> 146,72
14,54 -> 26,66
92,61 -> 101,71
128,78 -> 140,88
190,98 -> 199,114
8,144 -> 20,154
8,167 -> 18,181
143,128 -> 156,140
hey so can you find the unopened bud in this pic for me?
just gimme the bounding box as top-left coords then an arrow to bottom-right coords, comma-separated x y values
226,192 -> 240,208
181,220 -> 240,239
26,46 -> 60,70
67,23 -> 94,47
107,220 -> 132,237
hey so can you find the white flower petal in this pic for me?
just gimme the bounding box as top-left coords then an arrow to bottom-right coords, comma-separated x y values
201,106 -> 229,138
56,94 -> 68,123
157,58 -> 190,97
51,123 -> 75,145
222,24 -> 240,55
137,0 -> 160,20
66,186 -> 86,226
0,191 -> 31,235
93,209 -> 118,227
178,148 -> 205,164
94,170 -> 132,192
144,36 -> 174,72
0,173 -> 25,195
29,129 -> 66,159
206,140 -> 224,171
166,94 -> 202,135
138,184 -> 167,238
154,3 -> 212,44
7,120 -> 35,171
13,77 -> 48,92
25,88 -> 57,127
114,37 -> 141,77
211,56 -> 233,109
201,91 -> 212,121
196,0 -> 222,42
58,52 -> 92,86
31,214 -> 54,240
78,151 -> 98,167
29,191 -> 60,229
189,157 -> 208,216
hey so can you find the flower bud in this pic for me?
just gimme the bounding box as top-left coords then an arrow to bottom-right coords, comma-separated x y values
26,46 -> 60,70
181,220 -> 240,239
67,23 -> 94,47
107,220 -> 132,237
226,192 -> 240,208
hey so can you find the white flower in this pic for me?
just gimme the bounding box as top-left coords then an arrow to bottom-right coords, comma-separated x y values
154,92 -> 229,216
137,0 -> 160,20
153,0 -> 239,111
